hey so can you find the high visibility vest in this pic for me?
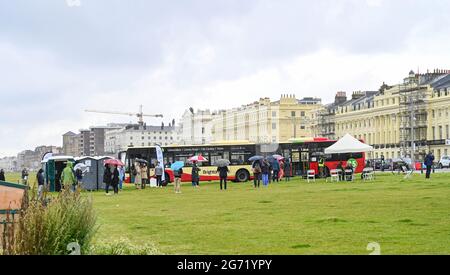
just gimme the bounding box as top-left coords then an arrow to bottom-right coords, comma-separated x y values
318,158 -> 325,167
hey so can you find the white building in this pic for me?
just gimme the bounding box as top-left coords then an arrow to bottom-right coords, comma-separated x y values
105,124 -> 178,154
179,109 -> 218,145
0,156 -> 18,172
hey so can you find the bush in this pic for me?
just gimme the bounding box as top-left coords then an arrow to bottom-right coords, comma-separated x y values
89,238 -> 161,255
3,186 -> 97,255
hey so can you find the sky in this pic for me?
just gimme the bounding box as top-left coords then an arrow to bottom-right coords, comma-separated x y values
1,0 -> 450,157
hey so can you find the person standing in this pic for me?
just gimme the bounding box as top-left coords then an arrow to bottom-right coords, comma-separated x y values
61,162 -> 76,191
284,159 -> 292,181
103,164 -> 113,195
174,167 -> 183,194
268,161 -> 273,183
318,157 -> 325,178
118,165 -> 125,190
252,161 -> 262,188
111,165 -> 120,195
261,159 -> 270,187
191,161 -> 200,188
36,169 -> 45,200
0,169 -> 5,181
21,168 -> 29,185
134,162 -> 142,189
155,161 -> 164,188
141,163 -> 148,189
424,152 -> 435,179
75,168 -> 83,191
217,165 -> 230,190
272,159 -> 280,183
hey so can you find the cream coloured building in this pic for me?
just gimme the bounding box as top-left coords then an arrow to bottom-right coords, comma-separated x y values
212,95 -> 322,144
328,70 -> 450,161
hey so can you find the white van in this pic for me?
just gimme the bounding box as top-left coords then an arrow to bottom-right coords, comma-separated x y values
438,156 -> 450,168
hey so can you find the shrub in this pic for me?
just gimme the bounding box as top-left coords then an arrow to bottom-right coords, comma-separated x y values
89,238 -> 161,255
3,186 -> 97,255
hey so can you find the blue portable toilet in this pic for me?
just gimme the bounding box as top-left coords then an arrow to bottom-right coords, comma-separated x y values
75,157 -> 98,191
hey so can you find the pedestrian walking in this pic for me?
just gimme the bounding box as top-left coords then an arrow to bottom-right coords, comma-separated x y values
272,159 -> 280,182
111,165 -> 120,195
21,168 -> 29,185
0,169 -> 5,182
36,168 -> 45,200
268,161 -> 273,183
61,162 -> 76,191
155,161 -> 164,188
252,161 -> 262,188
141,163 -> 148,189
103,164 -> 113,195
191,161 -> 200,188
174,167 -> 183,194
217,165 -> 230,190
284,159 -> 291,181
424,152 -> 435,179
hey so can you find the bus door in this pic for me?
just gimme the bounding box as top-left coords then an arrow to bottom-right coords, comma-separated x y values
300,151 -> 310,177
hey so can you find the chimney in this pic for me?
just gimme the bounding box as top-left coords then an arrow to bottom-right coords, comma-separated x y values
334,91 -> 347,105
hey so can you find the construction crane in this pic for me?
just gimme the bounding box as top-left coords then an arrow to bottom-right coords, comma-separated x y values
85,105 -> 163,125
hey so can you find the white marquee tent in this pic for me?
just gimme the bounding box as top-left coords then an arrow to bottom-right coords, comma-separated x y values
324,133 -> 373,154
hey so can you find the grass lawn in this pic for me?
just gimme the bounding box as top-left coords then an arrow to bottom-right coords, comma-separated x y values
5,172 -> 450,254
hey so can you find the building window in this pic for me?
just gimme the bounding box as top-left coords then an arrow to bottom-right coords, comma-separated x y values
439,126 -> 443,140
291,111 -> 296,117
446,125 -> 449,139
272,123 -> 277,130
432,110 -> 435,118
300,126 -> 305,130
142,136 -> 145,140
272,111 -> 277,117
301,111 -> 305,117
432,126 -> 436,140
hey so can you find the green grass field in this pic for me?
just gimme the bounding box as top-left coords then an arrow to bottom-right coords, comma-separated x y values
4,172 -> 450,254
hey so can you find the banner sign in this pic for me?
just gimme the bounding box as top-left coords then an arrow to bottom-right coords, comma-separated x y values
156,145 -> 165,182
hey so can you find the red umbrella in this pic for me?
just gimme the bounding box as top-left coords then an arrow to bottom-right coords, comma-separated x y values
188,155 -> 208,162
104,159 -> 125,166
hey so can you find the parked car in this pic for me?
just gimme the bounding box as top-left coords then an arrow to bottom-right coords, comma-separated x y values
370,158 -> 392,171
438,155 -> 450,168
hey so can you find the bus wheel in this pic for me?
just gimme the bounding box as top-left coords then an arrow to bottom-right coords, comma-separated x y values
235,169 -> 250,182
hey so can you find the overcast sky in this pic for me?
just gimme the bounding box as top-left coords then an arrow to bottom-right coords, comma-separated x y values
1,0 -> 450,157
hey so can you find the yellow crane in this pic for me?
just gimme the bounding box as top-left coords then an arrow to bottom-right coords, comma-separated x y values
85,105 -> 163,125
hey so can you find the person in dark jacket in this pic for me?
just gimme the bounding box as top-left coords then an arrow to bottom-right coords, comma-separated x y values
0,169 -> 5,181
111,165 -> 120,194
272,160 -> 280,182
191,161 -> 200,188
217,165 -> 230,190
104,164 -> 113,195
252,161 -> 262,187
424,152 -> 435,179
283,159 -> 291,181
36,169 -> 45,200
21,168 -> 29,185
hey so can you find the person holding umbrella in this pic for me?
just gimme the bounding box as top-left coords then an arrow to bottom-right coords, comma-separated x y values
111,165 -> 120,195
171,161 -> 184,194
191,161 -> 201,188
252,160 -> 262,188
216,164 -> 230,190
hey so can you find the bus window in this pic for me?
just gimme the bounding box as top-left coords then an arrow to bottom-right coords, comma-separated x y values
231,154 -> 245,165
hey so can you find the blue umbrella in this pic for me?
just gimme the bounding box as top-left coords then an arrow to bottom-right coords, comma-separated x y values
170,161 -> 185,171
249,156 -> 264,162
265,156 -> 276,163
